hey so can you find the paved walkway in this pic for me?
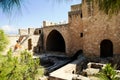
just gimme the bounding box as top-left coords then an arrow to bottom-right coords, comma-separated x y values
50,59 -> 90,80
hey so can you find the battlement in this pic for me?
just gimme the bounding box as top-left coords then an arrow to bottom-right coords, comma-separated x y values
68,4 -> 83,23
19,28 -> 42,35
69,10 -> 82,16
43,21 -> 57,27
71,4 -> 82,11
43,21 -> 68,27
19,29 -> 28,35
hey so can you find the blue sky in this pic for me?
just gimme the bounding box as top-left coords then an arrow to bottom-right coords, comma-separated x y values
0,0 -> 81,34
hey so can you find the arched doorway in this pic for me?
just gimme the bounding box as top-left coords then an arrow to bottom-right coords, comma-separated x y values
28,39 -> 32,50
46,30 -> 65,52
100,39 -> 113,58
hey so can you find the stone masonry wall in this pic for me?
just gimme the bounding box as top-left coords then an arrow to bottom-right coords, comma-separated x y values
68,11 -> 83,56
81,0 -> 120,57
43,24 -> 72,56
19,29 -> 28,35
83,13 -> 120,57
19,35 -> 40,54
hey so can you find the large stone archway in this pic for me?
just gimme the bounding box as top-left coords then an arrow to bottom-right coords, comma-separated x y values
100,39 -> 113,58
46,30 -> 66,52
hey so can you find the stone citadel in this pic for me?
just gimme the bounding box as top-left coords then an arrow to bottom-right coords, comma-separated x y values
8,0 -> 120,58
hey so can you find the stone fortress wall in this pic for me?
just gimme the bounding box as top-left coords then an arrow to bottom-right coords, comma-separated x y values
9,0 -> 120,58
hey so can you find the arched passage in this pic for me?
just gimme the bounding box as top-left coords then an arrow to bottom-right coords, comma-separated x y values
46,30 -> 65,52
100,39 -> 113,58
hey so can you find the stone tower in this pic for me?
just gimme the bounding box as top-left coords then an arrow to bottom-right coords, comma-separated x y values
67,4 -> 84,55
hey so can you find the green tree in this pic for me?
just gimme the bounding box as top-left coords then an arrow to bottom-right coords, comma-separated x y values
0,29 -> 44,80
0,29 -> 9,53
0,0 -> 22,13
0,1 -> 44,79
0,49 -> 44,80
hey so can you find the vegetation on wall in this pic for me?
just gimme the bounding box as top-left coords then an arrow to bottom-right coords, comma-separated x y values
87,0 -> 120,16
97,0 -> 120,16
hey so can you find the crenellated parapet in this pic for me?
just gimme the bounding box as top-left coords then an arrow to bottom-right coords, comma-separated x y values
19,28 -> 42,35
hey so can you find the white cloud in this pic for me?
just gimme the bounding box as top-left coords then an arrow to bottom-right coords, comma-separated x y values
0,25 -> 18,34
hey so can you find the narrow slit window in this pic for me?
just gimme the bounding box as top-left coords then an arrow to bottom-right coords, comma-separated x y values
80,33 -> 83,37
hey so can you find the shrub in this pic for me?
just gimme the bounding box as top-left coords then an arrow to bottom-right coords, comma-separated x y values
0,49 -> 44,80
97,64 -> 118,80
0,29 -> 9,53
0,30 -> 44,79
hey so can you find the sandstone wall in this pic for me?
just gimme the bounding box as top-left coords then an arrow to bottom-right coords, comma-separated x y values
19,29 -> 28,35
28,28 -> 35,35
20,35 -> 40,54
83,14 -> 120,57
68,11 -> 83,56
43,24 -> 72,56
